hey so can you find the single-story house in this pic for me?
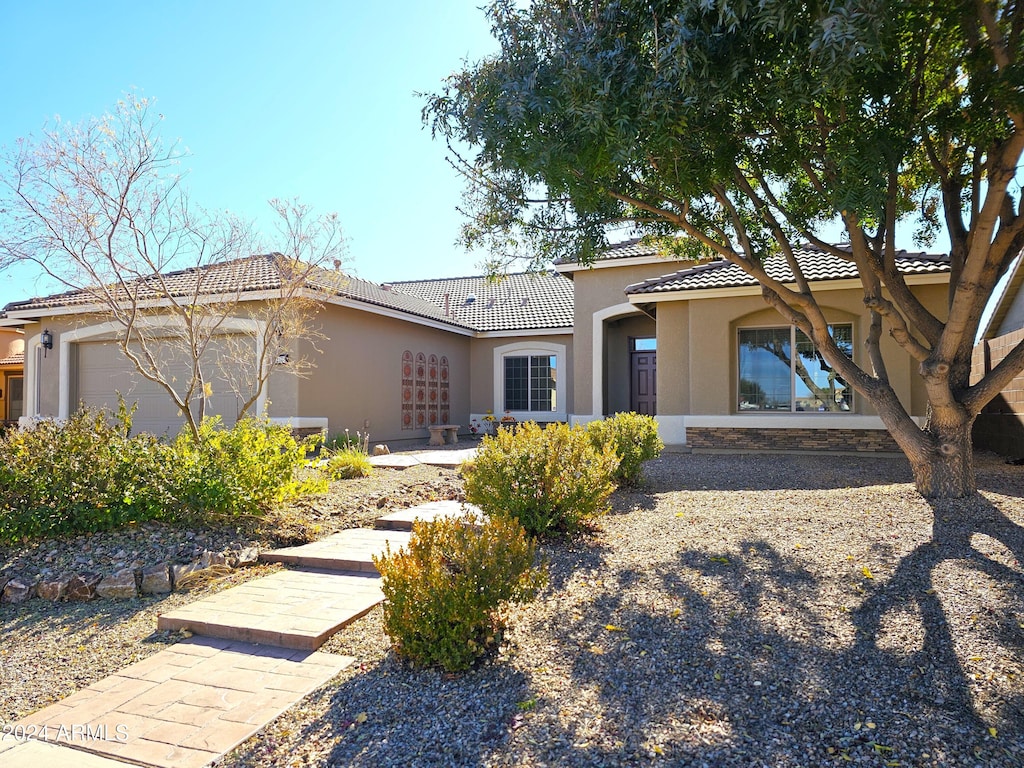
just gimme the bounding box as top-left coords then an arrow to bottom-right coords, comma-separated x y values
0,242 -> 954,451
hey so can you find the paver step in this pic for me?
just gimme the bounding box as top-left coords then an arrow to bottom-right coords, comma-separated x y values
375,499 -> 486,531
157,568 -> 383,650
259,528 -> 411,572
14,637 -> 353,768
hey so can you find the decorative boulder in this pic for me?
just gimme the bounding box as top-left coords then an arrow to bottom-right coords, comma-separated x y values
96,568 -> 139,599
37,577 -> 71,601
67,572 -> 103,601
140,564 -> 172,595
2,577 -> 35,604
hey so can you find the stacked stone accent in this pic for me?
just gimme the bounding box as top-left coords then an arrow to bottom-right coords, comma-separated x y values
972,329 -> 1024,459
687,427 -> 901,452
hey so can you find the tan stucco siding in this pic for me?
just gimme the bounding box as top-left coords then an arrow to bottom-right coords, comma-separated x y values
656,281 -> 950,419
297,305 -> 471,442
657,302 -> 690,415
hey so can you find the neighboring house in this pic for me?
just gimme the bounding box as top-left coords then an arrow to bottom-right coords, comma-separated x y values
972,252 -> 1024,458
0,242 -> 955,452
0,325 -> 25,426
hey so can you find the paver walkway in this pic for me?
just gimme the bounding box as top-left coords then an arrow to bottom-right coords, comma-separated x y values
13,499 -> 475,768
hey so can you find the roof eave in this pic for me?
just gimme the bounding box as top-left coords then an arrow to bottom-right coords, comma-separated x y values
626,272 -> 951,303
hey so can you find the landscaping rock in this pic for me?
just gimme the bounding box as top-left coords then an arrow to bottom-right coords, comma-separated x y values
232,547 -> 260,567
140,564 -> 172,594
373,444 -> 391,455
96,568 -> 139,599
67,572 -> 103,601
170,561 -> 202,590
2,577 -> 35,603
36,577 -> 70,601
199,550 -> 227,569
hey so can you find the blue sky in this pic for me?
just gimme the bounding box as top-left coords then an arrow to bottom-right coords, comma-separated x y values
0,1 -> 499,308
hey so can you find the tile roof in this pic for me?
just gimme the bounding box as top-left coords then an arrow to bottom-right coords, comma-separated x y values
2,255 -> 574,334
388,272 -> 575,332
626,244 -> 951,295
0,352 -> 24,366
554,237 -> 661,264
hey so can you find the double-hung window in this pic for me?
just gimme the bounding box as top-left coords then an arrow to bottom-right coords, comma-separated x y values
737,324 -> 853,412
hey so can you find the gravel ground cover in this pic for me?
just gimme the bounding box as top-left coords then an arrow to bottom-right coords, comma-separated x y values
224,452 -> 1024,768
3,451 -> 1023,767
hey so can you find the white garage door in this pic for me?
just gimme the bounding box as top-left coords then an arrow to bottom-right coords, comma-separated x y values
74,338 -> 253,437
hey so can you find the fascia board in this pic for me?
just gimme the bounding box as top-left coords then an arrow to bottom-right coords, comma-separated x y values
627,273 -> 950,304
474,327 -> 573,339
555,254 -> 686,274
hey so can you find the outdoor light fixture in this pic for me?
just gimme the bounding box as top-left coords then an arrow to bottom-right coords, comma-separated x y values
40,329 -> 53,357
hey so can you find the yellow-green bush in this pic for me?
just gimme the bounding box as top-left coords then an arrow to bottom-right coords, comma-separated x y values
373,513 -> 546,671
587,412 -> 664,486
0,409 -> 324,543
325,448 -> 373,479
462,421 -> 618,537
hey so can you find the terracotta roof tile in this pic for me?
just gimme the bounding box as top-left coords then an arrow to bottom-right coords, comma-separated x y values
626,244 -> 950,295
0,352 -> 23,366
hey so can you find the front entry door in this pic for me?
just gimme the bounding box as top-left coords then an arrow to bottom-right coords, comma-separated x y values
630,340 -> 656,415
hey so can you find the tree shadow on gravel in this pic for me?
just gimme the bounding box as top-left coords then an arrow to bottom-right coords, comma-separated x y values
514,495 -> 1024,767
300,655 -> 534,767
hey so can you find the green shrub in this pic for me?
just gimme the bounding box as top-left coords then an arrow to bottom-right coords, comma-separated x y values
164,417 -> 325,518
587,412 -> 664,486
0,404 -> 166,542
373,513 -> 546,671
462,421 -> 619,537
0,409 -> 325,543
324,448 -> 373,479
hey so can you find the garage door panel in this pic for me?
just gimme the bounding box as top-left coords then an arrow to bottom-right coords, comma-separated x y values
75,338 -> 254,436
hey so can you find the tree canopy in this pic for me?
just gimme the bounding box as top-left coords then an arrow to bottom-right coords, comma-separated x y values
428,0 -> 1024,497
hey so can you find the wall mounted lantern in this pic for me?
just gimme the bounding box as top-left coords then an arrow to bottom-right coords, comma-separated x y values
40,329 -> 53,357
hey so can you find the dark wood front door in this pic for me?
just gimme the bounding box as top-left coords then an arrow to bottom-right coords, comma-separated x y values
630,350 -> 656,415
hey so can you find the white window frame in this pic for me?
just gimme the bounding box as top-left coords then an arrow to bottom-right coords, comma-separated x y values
493,341 -> 566,422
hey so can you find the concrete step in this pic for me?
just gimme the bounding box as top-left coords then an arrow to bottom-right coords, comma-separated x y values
157,568 -> 383,651
259,529 -> 411,572
14,637 -> 352,768
374,500 -> 485,531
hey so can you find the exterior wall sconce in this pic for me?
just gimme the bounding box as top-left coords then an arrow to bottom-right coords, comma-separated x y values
40,329 -> 53,357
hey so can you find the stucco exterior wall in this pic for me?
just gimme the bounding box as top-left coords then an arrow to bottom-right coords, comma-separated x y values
297,304 -> 471,442
660,281 -> 949,421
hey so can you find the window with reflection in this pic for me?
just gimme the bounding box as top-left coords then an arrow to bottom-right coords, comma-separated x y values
737,325 -> 853,412
504,355 -> 556,412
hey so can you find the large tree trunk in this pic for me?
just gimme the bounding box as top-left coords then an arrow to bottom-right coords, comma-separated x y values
907,419 -> 977,499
